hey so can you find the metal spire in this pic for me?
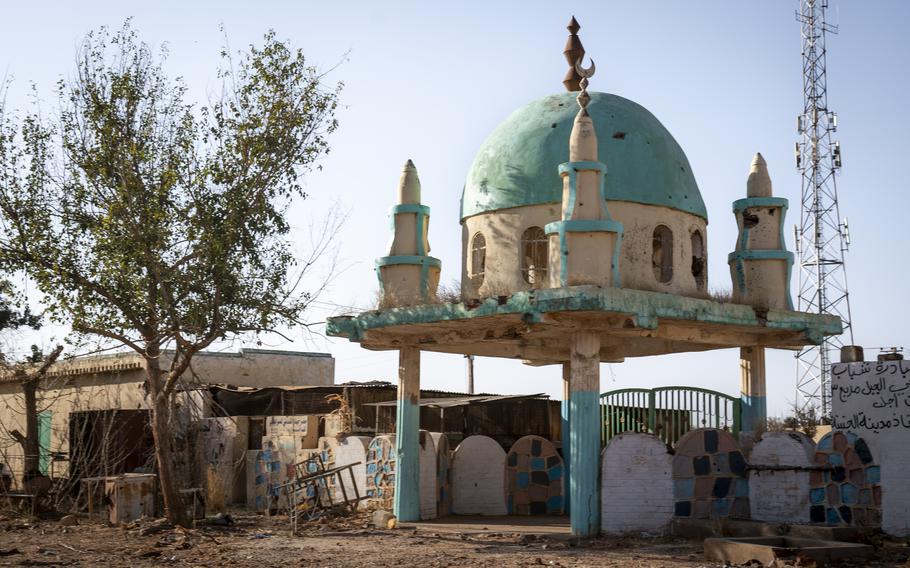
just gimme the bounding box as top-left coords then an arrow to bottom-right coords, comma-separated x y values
574,57 -> 596,112
563,16 -> 585,91
794,0 -> 855,418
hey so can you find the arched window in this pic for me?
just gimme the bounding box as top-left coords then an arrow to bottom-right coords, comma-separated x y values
470,233 -> 486,286
652,225 -> 674,284
520,226 -> 548,285
690,229 -> 706,290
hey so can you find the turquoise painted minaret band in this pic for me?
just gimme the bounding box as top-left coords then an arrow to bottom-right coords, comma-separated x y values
545,59 -> 623,290
376,160 -> 441,307
728,153 -> 794,311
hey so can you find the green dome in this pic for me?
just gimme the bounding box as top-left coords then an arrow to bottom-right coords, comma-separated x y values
461,92 -> 707,221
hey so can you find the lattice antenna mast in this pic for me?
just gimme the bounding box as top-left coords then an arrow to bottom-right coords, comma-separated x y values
794,0 -> 855,417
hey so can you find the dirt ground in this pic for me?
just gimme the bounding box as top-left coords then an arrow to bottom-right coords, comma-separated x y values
0,511 -> 908,567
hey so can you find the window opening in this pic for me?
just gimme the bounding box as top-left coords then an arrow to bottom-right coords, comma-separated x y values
652,225 -> 674,284
520,226 -> 548,286
471,233 -> 486,286
690,229 -> 706,290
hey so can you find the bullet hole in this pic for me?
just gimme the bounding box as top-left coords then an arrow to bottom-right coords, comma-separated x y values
612,131 -> 626,140
743,213 -> 759,228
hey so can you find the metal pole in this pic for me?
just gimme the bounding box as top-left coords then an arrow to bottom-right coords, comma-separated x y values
465,354 -> 475,394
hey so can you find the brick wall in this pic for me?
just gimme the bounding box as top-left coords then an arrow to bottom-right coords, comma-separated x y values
601,433 -> 673,535
749,432 -> 814,523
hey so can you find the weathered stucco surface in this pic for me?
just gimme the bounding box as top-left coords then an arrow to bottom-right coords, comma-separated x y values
461,202 -> 707,299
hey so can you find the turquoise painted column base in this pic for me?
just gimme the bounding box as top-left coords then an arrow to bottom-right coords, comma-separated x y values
740,393 -> 767,434
569,390 -> 600,537
393,398 -> 420,521
561,398 -> 571,515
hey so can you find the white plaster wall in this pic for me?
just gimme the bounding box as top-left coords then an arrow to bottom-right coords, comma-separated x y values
461,201 -> 707,299
882,435 -> 910,536
419,431 -> 437,520
601,433 -> 673,535
832,361 -> 910,536
748,432 -> 815,523
0,372 -> 148,483
731,258 -> 790,311
330,435 -> 371,503
167,349 -> 334,387
451,435 -> 507,516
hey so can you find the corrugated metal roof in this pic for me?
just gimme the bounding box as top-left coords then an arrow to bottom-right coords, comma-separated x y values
367,393 -> 549,408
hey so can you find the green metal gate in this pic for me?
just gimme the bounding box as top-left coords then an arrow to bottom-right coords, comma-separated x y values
600,387 -> 741,447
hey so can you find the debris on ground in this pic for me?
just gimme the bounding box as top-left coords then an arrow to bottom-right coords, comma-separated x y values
372,510 -> 397,529
0,510 -> 907,567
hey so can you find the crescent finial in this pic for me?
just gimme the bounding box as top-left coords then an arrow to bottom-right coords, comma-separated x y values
575,57 -> 595,79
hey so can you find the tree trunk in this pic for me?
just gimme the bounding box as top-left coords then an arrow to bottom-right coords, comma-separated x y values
21,378 -> 40,480
145,358 -> 188,527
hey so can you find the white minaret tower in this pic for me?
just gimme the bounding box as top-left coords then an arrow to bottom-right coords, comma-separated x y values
728,153 -> 794,311
544,59 -> 623,288
376,160 -> 441,307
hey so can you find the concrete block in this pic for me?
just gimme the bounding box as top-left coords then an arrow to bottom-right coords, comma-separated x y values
749,432 -> 814,524
601,433 -> 673,535
704,536 -> 872,567
451,435 -> 507,516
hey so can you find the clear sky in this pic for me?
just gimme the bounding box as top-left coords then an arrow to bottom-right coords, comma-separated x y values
2,1 -> 908,417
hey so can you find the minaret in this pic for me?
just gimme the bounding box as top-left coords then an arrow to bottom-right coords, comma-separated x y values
728,153 -> 794,310
545,54 -> 623,288
376,160 -> 441,307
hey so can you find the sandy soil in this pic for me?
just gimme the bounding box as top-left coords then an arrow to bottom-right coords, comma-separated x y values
0,511 -> 907,567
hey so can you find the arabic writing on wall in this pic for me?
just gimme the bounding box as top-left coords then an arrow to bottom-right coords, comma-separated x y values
831,360 -> 910,434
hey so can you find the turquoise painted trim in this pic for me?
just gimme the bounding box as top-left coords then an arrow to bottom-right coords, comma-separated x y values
558,161 -> 606,174
38,411 -> 51,475
391,204 -> 431,215
329,286 -> 840,341
416,212 -> 425,256
740,394 -> 767,433
461,92 -> 708,221
545,220 -> 623,233
728,250 -> 795,310
326,286 -> 841,344
562,167 -> 576,220
375,255 -> 441,303
569,390 -> 600,537
394,398 -> 420,521
731,197 -> 789,212
556,160 -> 612,222
561,396 -> 571,515
376,255 -> 442,268
733,197 -> 789,257
544,220 -> 624,288
727,250 -> 794,262
387,205 -> 431,256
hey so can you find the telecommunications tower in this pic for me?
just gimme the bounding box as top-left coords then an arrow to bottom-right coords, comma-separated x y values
794,0 -> 854,417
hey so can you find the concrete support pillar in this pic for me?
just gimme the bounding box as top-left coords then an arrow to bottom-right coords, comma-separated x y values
561,363 -> 571,514
568,332 -> 601,536
394,346 -> 420,521
740,346 -> 766,434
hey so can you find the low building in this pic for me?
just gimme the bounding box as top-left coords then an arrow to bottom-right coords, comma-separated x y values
0,349 -> 334,486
